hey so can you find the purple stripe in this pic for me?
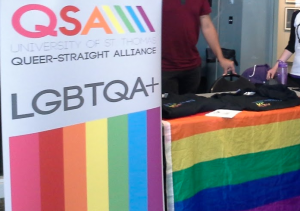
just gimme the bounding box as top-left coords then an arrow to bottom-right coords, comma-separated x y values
147,107 -> 164,211
136,6 -> 155,32
245,196 -> 300,211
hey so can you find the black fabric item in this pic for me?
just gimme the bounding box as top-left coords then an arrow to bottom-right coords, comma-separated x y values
162,84 -> 300,119
162,93 -> 227,119
256,84 -> 298,100
211,85 -> 300,111
287,73 -> 300,87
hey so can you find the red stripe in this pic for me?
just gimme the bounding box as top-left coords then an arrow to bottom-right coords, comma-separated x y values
39,129 -> 65,211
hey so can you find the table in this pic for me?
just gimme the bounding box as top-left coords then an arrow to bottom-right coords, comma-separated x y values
162,105 -> 300,211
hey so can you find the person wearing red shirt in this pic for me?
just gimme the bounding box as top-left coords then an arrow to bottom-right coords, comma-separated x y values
162,0 -> 236,94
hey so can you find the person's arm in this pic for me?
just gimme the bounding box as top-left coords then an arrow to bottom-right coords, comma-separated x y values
200,14 -> 236,75
267,50 -> 293,79
267,11 -> 298,79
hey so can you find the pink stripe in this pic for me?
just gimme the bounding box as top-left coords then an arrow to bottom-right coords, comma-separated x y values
246,196 -> 300,211
147,107 -> 164,211
10,133 -> 41,211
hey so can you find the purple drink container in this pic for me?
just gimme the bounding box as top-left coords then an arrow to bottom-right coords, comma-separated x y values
277,61 -> 288,85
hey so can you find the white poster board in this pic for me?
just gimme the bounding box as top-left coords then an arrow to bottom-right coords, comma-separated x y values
1,1 -> 163,210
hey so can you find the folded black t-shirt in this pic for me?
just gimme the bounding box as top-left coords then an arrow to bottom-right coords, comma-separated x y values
162,84 -> 300,119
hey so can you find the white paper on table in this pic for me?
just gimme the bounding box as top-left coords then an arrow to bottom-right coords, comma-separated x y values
205,109 -> 242,118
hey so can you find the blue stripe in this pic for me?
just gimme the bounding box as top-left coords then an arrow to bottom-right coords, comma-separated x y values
126,6 -> 146,32
128,111 -> 148,211
174,169 -> 300,211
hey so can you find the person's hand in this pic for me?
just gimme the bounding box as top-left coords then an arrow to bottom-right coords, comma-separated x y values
266,67 -> 277,79
219,58 -> 236,75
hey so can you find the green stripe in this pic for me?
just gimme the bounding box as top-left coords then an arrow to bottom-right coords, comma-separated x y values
114,6 -> 136,33
108,115 -> 129,211
173,144 -> 300,202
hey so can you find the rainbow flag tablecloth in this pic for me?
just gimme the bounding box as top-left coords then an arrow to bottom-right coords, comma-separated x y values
163,106 -> 300,211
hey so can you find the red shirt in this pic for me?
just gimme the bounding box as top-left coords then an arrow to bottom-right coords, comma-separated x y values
162,0 -> 211,71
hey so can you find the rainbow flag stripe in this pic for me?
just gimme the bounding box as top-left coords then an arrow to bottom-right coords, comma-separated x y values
114,6 -> 136,33
163,106 -> 300,211
10,107 -> 163,211
103,5 -> 155,33
126,6 -> 146,33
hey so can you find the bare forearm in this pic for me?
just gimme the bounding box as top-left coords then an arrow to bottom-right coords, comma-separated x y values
272,49 -> 293,69
267,49 -> 293,79
200,15 -> 235,74
200,15 -> 224,61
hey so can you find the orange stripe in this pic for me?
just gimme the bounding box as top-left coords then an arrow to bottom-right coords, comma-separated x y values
166,106 -> 300,141
63,124 -> 87,211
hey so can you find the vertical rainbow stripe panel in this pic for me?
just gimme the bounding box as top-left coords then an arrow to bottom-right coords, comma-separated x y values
108,115 -> 129,211
128,112 -> 147,211
147,108 -> 164,211
39,129 -> 65,211
10,134 -> 41,211
86,119 -> 109,211
63,124 -> 87,211
163,106 -> 300,211
9,107 -> 163,211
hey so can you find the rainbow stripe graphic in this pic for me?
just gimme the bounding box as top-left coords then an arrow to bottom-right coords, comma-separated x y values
103,5 -> 155,33
10,107 -> 163,211
163,106 -> 300,211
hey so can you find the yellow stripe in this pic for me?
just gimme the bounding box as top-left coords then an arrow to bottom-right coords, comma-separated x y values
86,119 -> 109,211
102,6 -> 125,34
172,118 -> 300,172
